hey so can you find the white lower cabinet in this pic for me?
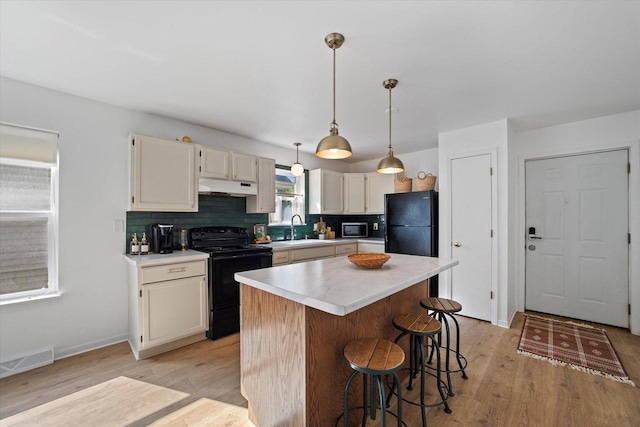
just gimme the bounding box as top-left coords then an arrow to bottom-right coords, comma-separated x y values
290,246 -> 335,263
272,250 -> 290,266
335,243 -> 357,256
271,241 -> 375,265
357,242 -> 385,254
127,257 -> 208,360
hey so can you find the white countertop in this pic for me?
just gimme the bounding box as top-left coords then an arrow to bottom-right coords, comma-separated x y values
123,249 -> 209,266
267,238 -> 384,251
235,254 -> 458,316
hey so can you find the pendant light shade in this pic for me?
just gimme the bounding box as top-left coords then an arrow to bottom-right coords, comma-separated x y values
316,33 -> 352,160
377,78 -> 404,174
291,142 -> 304,177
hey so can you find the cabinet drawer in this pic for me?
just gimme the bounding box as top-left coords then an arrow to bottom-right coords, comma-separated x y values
291,245 -> 335,262
357,243 -> 385,254
273,251 -> 290,265
140,260 -> 206,284
335,243 -> 357,256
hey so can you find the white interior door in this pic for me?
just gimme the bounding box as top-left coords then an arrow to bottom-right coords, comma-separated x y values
525,150 -> 629,327
450,153 -> 493,321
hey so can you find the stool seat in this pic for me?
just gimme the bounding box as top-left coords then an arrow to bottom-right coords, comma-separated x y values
342,338 -> 405,426
393,312 -> 441,336
420,297 -> 462,313
344,338 -> 405,375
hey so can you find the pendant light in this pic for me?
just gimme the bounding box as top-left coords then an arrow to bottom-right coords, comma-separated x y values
291,142 -> 304,177
316,33 -> 352,159
377,78 -> 404,174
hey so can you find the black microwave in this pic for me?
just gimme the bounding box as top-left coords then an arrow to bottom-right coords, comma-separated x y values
341,222 -> 368,238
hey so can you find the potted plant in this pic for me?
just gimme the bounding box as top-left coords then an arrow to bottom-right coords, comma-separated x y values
318,228 -> 327,240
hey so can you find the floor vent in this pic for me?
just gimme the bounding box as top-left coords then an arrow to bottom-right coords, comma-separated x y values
0,347 -> 54,379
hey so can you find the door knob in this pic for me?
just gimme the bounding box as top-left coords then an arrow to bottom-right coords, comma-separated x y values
453,241 -> 462,247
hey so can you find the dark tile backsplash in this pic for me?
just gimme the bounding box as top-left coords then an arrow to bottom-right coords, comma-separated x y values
126,196 -> 385,252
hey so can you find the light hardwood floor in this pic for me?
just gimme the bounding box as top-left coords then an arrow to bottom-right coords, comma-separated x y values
0,312 -> 638,426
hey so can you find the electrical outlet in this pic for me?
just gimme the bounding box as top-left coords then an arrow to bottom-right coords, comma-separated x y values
373,223 -> 378,231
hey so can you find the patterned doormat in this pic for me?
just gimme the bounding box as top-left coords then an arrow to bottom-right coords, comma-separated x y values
517,315 -> 635,386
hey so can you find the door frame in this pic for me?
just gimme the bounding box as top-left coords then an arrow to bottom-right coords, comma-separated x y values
444,148 -> 498,325
516,140 -> 640,334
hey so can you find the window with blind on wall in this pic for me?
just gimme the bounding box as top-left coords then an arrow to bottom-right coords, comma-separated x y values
0,123 -> 58,303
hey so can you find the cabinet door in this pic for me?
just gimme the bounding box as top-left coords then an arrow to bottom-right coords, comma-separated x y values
365,173 -> 394,214
335,243 -> 357,256
141,275 -> 207,349
309,169 -> 343,214
358,242 -> 385,254
231,152 -> 257,182
247,157 -> 275,213
272,251 -> 290,265
129,134 -> 197,212
343,173 -> 366,214
200,146 -> 230,179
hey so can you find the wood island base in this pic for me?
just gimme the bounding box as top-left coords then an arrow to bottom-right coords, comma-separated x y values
240,280 -> 430,426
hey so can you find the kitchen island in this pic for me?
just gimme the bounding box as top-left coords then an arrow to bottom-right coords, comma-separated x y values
235,253 -> 458,426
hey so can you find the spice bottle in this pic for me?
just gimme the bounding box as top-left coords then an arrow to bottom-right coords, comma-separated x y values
140,233 -> 150,255
130,233 -> 140,255
180,228 -> 188,251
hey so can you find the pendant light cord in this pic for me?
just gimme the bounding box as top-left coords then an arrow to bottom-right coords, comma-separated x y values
332,47 -> 337,128
388,87 -> 393,152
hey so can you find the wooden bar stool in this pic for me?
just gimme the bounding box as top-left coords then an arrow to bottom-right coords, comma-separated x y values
341,338 -> 405,427
420,297 -> 468,397
389,313 -> 451,427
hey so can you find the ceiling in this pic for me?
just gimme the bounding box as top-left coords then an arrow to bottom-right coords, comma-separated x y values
1,1 -> 639,163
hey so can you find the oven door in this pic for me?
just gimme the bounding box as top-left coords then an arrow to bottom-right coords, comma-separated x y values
210,252 -> 272,311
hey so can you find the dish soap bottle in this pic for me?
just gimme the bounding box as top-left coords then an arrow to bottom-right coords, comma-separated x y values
130,233 -> 140,255
140,233 -> 149,255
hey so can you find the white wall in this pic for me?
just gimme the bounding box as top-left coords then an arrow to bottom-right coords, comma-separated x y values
512,110 -> 640,334
350,148 -> 439,190
0,77 -> 350,361
438,120 -> 511,327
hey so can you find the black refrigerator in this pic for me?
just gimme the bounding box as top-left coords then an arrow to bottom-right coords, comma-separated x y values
385,190 -> 439,295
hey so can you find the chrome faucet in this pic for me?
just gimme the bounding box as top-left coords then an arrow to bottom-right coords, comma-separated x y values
290,214 -> 302,240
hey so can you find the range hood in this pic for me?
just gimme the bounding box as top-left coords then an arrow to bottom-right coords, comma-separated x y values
198,178 -> 257,197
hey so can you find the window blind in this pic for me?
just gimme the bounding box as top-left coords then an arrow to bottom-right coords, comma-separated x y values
0,219 -> 48,294
0,123 -> 57,298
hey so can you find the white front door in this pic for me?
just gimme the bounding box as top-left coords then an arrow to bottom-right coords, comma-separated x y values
525,150 -> 629,327
450,153 -> 493,321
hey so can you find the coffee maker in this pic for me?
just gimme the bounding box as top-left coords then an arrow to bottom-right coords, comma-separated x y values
150,224 -> 174,254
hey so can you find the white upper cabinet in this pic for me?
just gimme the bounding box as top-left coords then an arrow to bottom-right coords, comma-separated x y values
231,152 -> 258,182
199,146 -> 257,182
128,133 -> 197,212
200,146 -> 230,179
309,169 -> 343,214
365,173 -> 394,214
343,173 -> 366,214
246,157 -> 276,213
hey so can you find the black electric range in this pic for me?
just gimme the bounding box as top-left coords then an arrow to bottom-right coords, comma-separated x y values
189,226 -> 272,339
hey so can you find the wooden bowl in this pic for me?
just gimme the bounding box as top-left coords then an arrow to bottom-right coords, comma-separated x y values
348,253 -> 391,269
